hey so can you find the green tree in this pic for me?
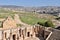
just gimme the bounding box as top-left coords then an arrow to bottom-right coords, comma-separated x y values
37,20 -> 54,28
44,20 -> 54,27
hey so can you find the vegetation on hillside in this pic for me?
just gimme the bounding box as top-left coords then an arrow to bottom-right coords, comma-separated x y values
37,20 -> 54,28
0,9 -> 56,28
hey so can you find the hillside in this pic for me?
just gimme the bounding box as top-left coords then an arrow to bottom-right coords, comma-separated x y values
0,5 -> 58,25
0,11 -> 56,25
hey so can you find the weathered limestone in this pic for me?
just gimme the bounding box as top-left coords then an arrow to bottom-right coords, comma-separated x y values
0,31 -> 3,40
3,16 -> 17,29
0,25 -> 40,40
0,14 -> 40,40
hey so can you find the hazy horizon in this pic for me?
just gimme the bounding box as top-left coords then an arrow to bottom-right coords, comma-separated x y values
0,0 -> 60,7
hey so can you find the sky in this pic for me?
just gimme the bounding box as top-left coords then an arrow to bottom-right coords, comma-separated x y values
0,0 -> 60,7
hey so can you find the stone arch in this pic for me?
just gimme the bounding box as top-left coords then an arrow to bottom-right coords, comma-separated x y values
27,32 -> 30,37
5,32 -> 7,38
12,34 -> 16,40
19,29 -> 21,37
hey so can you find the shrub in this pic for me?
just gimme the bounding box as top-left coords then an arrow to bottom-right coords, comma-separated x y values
44,20 -> 54,27
37,20 -> 54,28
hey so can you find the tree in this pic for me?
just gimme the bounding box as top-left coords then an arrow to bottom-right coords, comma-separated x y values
44,20 -> 54,27
37,20 -> 54,28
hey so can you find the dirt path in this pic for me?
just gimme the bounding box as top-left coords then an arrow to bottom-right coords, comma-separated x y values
14,14 -> 32,27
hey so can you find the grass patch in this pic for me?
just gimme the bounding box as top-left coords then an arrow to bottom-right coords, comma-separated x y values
20,14 -> 48,25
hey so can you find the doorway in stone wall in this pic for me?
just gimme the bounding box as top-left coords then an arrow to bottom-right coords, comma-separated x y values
27,32 -> 30,37
13,34 -> 16,40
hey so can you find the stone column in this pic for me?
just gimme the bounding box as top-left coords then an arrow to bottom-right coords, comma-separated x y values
33,27 -> 35,37
2,31 -> 3,40
25,28 -> 27,37
10,29 -> 12,40
17,28 -> 19,40
25,28 -> 27,38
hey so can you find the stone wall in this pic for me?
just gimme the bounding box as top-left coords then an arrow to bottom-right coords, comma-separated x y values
0,25 -> 40,40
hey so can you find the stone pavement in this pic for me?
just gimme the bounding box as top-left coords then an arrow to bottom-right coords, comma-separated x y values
24,37 -> 40,40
